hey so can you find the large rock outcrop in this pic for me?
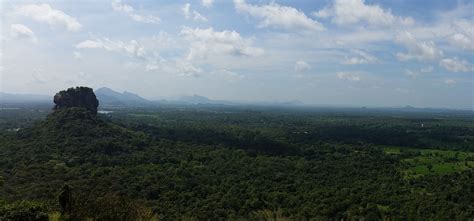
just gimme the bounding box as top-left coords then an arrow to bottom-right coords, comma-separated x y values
53,87 -> 99,115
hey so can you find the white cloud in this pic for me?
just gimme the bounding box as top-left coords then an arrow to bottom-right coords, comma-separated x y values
447,19 -> 474,52
75,36 -> 174,75
16,4 -> 81,31
76,38 -> 146,59
312,8 -> 331,19
313,0 -> 414,27
10,24 -> 37,42
400,17 -> 415,26
182,4 -> 191,18
404,69 -> 419,79
234,0 -> 324,31
176,61 -> 202,77
444,79 -> 456,85
76,40 -> 103,49
337,72 -> 360,82
335,29 -> 393,45
343,57 -> 369,65
294,60 -> 311,72
145,63 -> 160,71
395,31 -> 443,61
180,26 -> 264,60
112,0 -> 160,24
201,0 -> 214,8
439,58 -> 472,73
404,66 -> 433,79
342,49 -> 377,65
449,33 -> 473,51
182,3 -> 207,22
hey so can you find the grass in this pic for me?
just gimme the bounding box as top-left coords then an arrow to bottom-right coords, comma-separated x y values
383,147 -> 474,179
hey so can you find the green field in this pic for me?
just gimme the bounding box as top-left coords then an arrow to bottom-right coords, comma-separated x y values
383,147 -> 474,178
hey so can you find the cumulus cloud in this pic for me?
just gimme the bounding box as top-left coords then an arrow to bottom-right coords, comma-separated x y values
76,38 -> 146,59
112,0 -> 160,24
15,4 -> 81,31
313,0 -> 414,26
439,58 -> 473,73
395,31 -> 443,61
447,19 -> 474,52
10,24 -> 37,42
335,29 -> 393,45
449,33 -> 473,51
294,61 -> 311,72
182,3 -> 207,22
337,72 -> 360,82
201,0 -> 214,8
234,0 -> 324,31
342,49 -> 377,65
176,61 -> 202,77
180,26 -> 264,60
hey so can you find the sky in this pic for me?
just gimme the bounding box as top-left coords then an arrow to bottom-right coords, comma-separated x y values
0,0 -> 473,109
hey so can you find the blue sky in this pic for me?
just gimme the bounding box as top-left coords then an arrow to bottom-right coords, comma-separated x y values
1,0 -> 473,109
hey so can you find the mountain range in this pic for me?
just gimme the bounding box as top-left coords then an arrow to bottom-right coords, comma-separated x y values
94,87 -> 151,106
3,88 -> 473,112
1,87 -> 305,107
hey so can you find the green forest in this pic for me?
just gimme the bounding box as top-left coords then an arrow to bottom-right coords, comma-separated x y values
0,99 -> 473,220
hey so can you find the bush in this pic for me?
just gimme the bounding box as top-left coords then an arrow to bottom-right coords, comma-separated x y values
0,200 -> 49,221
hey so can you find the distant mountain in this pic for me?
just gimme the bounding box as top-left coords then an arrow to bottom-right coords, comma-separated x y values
0,92 -> 50,103
98,91 -> 305,107
95,87 -> 151,106
177,94 -> 212,104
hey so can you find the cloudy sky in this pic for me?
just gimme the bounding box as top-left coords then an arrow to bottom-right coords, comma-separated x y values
1,0 -> 473,109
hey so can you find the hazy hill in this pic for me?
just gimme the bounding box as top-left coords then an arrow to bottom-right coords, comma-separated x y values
175,94 -> 213,104
94,87 -> 152,106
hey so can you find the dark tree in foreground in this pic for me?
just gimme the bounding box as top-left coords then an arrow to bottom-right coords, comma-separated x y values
58,184 -> 72,216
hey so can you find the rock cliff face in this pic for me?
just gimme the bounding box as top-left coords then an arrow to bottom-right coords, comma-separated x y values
53,87 -> 99,114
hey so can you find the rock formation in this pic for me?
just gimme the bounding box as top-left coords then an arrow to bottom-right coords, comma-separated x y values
53,87 -> 99,114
